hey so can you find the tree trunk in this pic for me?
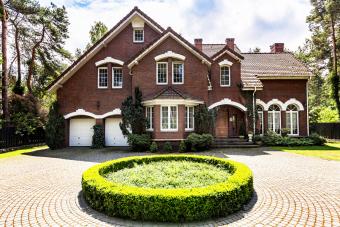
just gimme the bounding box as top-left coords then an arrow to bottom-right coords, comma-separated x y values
27,26 -> 45,94
330,13 -> 340,118
1,0 -> 10,126
14,24 -> 21,85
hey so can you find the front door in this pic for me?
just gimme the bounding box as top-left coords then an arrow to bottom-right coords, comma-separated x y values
228,114 -> 238,137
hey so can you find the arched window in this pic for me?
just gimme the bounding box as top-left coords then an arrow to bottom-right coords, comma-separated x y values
286,104 -> 299,135
268,104 -> 281,133
257,105 -> 264,135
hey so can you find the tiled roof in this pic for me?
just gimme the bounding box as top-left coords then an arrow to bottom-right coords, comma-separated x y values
144,86 -> 202,101
241,53 -> 312,78
202,44 -> 241,57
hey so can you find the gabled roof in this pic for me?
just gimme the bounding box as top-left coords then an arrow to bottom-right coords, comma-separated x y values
143,86 -> 203,101
127,27 -> 212,68
210,45 -> 244,61
241,52 -> 312,79
47,7 -> 164,92
202,44 -> 241,57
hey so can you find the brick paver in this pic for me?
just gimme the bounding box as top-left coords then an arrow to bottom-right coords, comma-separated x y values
0,148 -> 339,226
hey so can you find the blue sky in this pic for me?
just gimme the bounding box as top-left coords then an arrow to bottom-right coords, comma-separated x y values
39,0 -> 312,53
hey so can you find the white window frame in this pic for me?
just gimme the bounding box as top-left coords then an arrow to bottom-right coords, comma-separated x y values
112,67 -> 123,88
268,105 -> 281,134
172,61 -> 184,84
220,66 -> 231,87
97,67 -> 108,89
133,28 -> 144,43
185,106 -> 194,131
257,108 -> 264,135
160,105 -> 178,132
156,62 -> 168,85
146,106 -> 153,131
286,107 -> 299,136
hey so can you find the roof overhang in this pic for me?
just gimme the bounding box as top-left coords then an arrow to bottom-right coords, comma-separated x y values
212,48 -> 244,61
257,75 -> 311,80
128,31 -> 211,69
48,9 -> 164,93
242,86 -> 263,91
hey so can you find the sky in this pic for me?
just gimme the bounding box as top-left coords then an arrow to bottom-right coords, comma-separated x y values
38,0 -> 313,54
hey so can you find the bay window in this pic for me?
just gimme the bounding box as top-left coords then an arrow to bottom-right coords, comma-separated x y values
185,106 -> 194,130
286,104 -> 299,135
161,106 -> 177,131
268,104 -> 281,134
146,106 -> 153,130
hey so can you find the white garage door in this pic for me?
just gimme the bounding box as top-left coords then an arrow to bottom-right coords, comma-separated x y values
69,118 -> 95,146
105,118 -> 128,146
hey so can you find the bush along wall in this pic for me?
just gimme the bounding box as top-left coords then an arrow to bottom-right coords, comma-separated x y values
91,125 -> 105,148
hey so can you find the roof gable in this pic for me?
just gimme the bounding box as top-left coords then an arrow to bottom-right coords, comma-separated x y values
127,28 -> 212,68
211,45 -> 244,61
47,7 -> 164,92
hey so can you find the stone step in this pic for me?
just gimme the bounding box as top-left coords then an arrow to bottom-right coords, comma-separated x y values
212,144 -> 260,148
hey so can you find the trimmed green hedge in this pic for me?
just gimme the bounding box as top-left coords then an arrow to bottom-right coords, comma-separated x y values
82,155 -> 253,222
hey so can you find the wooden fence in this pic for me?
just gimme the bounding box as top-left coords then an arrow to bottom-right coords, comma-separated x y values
310,123 -> 340,140
0,127 -> 45,149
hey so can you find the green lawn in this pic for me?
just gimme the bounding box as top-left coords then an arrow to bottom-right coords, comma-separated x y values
0,145 -> 48,159
274,142 -> 340,161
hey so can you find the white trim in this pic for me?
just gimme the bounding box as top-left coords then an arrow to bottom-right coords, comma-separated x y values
97,67 -> 108,89
256,99 -> 267,109
208,98 -> 247,112
220,65 -> 231,87
258,110 -> 264,135
145,106 -> 154,131
286,110 -> 299,136
64,108 -> 121,119
172,61 -> 184,84
282,98 -> 304,111
95,57 -> 124,67
268,108 -> 281,134
128,31 -> 211,69
156,62 -> 168,85
218,59 -> 233,66
48,10 -> 163,92
213,49 -> 242,61
265,99 -> 284,111
185,106 -> 195,131
155,51 -> 186,61
306,81 -> 309,136
143,99 -> 203,106
160,105 -> 178,132
112,67 -> 123,88
133,27 -> 144,43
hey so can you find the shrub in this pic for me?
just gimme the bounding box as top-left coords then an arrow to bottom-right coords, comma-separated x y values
150,141 -> 158,153
163,142 -> 173,152
91,125 -> 105,148
281,128 -> 290,137
127,134 -> 151,152
82,155 -> 253,222
45,102 -> 65,150
258,131 -> 324,146
178,140 -> 186,153
186,133 -> 213,151
308,133 -> 326,145
194,105 -> 216,134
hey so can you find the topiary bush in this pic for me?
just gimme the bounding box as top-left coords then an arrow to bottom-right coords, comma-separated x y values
91,125 -> 105,148
45,101 -> 65,150
127,134 -> 151,152
149,141 -> 158,153
82,155 -> 253,222
185,133 -> 213,151
163,141 -> 173,152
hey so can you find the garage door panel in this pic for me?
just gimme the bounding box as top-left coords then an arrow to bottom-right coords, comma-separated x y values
69,119 -> 95,146
105,118 -> 128,146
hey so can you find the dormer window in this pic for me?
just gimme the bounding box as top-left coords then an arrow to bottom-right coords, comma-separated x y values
133,28 -> 144,43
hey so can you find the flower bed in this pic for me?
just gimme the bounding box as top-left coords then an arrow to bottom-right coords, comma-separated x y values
82,155 -> 253,222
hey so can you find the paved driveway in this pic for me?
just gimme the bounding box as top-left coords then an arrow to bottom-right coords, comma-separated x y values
0,147 -> 339,227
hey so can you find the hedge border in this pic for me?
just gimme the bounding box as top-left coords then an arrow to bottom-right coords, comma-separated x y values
82,155 -> 253,222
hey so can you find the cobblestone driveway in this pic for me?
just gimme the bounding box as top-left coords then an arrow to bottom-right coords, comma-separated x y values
0,147 -> 339,227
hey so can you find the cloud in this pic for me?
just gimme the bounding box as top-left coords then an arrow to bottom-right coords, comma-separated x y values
39,0 -> 312,53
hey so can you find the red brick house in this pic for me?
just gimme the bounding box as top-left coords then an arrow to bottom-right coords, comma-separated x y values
48,7 -> 311,146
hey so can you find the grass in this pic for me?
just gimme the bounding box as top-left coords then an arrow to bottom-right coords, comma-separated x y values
105,160 -> 231,189
274,142 -> 340,161
0,145 -> 48,159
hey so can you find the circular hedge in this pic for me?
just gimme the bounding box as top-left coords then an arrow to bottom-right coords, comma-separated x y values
82,155 -> 253,222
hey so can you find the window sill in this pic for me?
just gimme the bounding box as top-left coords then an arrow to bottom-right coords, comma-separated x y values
185,129 -> 194,132
112,86 -> 123,89
146,128 -> 154,132
133,40 -> 144,43
220,85 -> 231,87
98,87 -> 108,89
160,129 -> 178,132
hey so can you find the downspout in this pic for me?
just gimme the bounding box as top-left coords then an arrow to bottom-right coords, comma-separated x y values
252,86 -> 257,136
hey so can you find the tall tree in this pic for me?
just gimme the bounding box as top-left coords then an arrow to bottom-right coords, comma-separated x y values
0,0 -> 10,125
89,21 -> 107,45
306,0 -> 340,117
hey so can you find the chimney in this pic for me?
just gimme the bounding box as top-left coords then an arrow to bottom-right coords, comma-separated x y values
270,43 -> 284,53
226,38 -> 235,50
194,38 -> 203,51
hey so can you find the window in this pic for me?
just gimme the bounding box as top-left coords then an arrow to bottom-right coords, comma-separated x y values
98,67 -> 108,88
146,106 -> 153,130
185,106 -> 194,130
286,104 -> 299,135
157,62 -> 168,84
268,104 -> 281,134
220,66 -> 230,86
173,62 -> 184,84
133,28 -> 144,43
257,105 -> 264,135
161,106 -> 177,131
112,68 -> 123,88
